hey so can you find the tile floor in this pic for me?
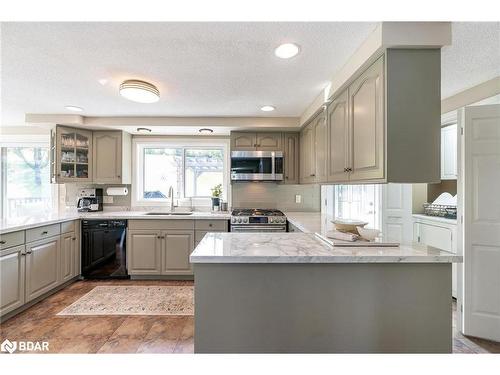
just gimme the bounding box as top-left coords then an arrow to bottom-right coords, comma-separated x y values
1,279 -> 499,354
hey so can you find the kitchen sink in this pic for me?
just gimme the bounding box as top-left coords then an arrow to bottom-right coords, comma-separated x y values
143,212 -> 193,216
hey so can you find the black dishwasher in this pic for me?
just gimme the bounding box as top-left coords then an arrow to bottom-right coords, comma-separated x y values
81,220 -> 129,279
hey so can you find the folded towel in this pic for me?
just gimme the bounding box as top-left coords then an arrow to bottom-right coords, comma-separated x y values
325,230 -> 359,242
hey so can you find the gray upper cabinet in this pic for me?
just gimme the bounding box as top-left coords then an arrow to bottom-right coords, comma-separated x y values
300,110 -> 326,184
322,49 -> 441,184
327,89 -> 349,182
282,133 -> 299,184
92,131 -> 132,184
51,126 -> 93,183
256,133 -> 282,151
231,132 -> 258,151
231,132 -> 282,151
299,120 -> 315,184
348,56 -> 384,181
313,112 -> 328,183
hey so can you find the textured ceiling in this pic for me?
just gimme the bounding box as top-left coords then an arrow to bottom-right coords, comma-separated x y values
441,22 -> 500,98
1,22 -> 499,127
0,22 -> 376,125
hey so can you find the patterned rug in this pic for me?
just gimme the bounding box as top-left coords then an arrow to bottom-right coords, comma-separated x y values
57,286 -> 194,316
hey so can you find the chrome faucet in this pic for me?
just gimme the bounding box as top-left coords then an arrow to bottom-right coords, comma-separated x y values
168,186 -> 176,212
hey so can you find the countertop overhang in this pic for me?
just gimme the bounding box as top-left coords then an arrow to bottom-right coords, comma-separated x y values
190,232 -> 463,264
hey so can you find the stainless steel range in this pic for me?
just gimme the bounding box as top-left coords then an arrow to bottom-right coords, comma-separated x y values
230,209 -> 287,232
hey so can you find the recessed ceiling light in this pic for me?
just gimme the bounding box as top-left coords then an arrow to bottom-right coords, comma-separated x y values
274,43 -> 300,59
199,128 -> 214,134
65,105 -> 83,112
260,105 -> 275,112
120,80 -> 160,103
136,127 -> 152,133
98,78 -> 108,85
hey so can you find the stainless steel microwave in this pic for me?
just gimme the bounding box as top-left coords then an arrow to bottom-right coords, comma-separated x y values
230,151 -> 283,181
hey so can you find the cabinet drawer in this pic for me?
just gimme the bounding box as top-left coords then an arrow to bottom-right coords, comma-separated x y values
128,219 -> 194,230
61,220 -> 76,234
0,231 -> 25,250
26,224 -> 60,243
195,220 -> 227,231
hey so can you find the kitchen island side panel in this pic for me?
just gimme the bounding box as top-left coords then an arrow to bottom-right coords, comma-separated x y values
194,263 -> 452,353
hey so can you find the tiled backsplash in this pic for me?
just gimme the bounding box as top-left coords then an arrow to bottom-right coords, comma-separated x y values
231,183 -> 321,212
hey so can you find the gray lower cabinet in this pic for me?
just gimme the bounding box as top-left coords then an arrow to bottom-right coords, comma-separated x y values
60,232 -> 76,283
127,230 -> 162,275
162,231 -> 194,274
0,245 -> 26,316
25,236 -> 60,302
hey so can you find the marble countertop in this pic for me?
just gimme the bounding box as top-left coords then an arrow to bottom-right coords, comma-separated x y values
0,210 -> 231,234
285,211 -> 325,233
190,232 -> 462,264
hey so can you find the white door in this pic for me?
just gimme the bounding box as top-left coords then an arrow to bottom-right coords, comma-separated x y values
381,184 -> 413,243
462,104 -> 500,342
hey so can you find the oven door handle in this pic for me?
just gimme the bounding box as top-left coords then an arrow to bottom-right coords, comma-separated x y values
231,225 -> 286,231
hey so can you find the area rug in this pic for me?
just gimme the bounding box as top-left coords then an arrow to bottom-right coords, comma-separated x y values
57,286 -> 194,316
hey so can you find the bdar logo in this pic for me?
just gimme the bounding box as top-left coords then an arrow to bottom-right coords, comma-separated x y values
1,339 -> 17,354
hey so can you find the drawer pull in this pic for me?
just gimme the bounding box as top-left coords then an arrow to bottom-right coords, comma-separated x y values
26,250 -> 32,254
209,224 -> 213,227
0,240 -> 5,244
72,237 -> 76,241
41,231 -> 48,235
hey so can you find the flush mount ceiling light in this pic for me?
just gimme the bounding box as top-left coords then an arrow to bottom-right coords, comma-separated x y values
199,128 -> 214,134
119,80 -> 160,103
136,127 -> 152,133
260,105 -> 275,112
65,105 -> 83,112
274,43 -> 300,59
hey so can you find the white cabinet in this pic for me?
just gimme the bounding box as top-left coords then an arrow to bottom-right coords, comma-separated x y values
441,124 -> 458,180
413,215 -> 458,297
25,237 -> 60,302
0,245 -> 26,316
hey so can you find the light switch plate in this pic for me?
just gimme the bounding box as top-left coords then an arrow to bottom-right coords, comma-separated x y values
295,194 -> 302,203
103,196 -> 113,204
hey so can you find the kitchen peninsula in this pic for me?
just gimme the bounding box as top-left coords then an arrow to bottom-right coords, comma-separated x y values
191,232 -> 462,353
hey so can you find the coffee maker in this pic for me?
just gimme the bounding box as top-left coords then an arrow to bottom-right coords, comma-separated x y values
77,188 -> 103,212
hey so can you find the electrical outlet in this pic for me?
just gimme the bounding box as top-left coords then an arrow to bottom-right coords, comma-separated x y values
295,194 -> 302,204
103,196 -> 113,204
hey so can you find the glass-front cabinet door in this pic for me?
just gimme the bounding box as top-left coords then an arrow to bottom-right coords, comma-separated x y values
53,126 -> 92,183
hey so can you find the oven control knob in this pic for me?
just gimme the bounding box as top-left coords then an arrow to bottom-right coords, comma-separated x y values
269,218 -> 274,223
231,217 -> 236,223
238,218 -> 242,223
281,218 -> 286,223
243,217 -> 248,223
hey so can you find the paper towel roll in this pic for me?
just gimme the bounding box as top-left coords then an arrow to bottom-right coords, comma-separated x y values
106,187 -> 129,196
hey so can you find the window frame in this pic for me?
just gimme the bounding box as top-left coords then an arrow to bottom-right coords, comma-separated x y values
132,137 -> 230,207
0,136 -> 58,219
